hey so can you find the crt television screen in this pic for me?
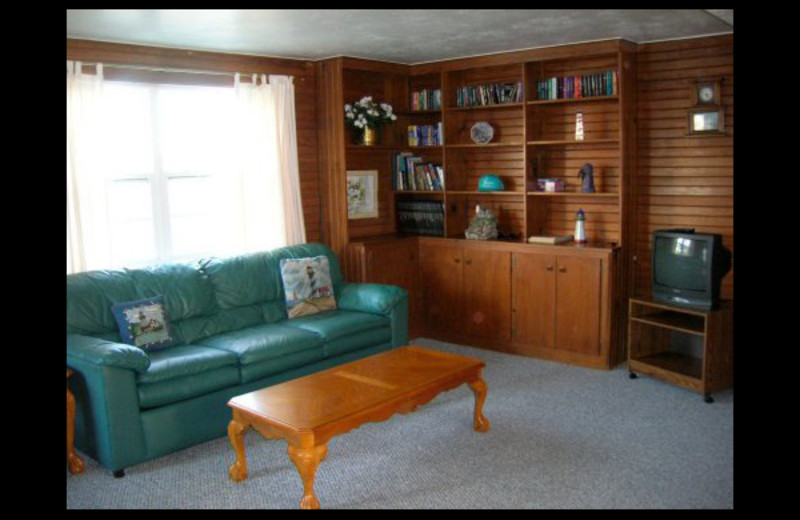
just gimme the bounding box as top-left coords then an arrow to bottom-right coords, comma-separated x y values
654,236 -> 709,292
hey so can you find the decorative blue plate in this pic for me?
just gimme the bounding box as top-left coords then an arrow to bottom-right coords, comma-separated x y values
470,121 -> 494,144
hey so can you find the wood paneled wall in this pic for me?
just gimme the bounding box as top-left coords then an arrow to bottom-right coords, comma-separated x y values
633,34 -> 734,299
68,34 -> 734,302
66,39 -> 322,243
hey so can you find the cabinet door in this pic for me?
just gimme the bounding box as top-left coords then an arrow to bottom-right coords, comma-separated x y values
511,253 -> 556,351
463,249 -> 511,341
555,256 -> 602,355
420,243 -> 463,333
366,241 -> 421,335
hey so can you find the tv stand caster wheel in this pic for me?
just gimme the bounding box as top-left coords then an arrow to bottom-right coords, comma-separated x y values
113,469 -> 126,478
703,394 -> 714,404
628,372 -> 638,379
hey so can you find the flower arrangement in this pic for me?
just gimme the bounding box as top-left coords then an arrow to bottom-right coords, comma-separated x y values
344,96 -> 397,129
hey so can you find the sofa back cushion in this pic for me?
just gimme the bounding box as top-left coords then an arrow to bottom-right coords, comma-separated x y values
66,262 -> 217,340
66,244 -> 343,342
199,243 -> 343,312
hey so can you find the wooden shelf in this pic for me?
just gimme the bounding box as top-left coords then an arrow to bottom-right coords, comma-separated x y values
527,138 -> 619,146
345,145 -> 396,151
630,352 -> 703,382
447,190 -> 525,197
527,95 -> 618,106
446,142 -> 524,149
446,102 -> 524,112
630,311 -> 705,336
527,191 -> 619,198
394,190 -> 444,196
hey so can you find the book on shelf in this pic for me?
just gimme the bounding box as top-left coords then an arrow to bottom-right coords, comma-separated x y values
536,70 -> 618,101
410,89 -> 442,112
396,199 -> 445,236
407,123 -> 443,147
527,235 -> 574,244
456,81 -> 523,108
392,152 -> 445,191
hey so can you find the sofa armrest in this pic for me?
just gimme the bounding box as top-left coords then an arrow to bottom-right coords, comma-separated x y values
337,283 -> 408,316
67,334 -> 151,374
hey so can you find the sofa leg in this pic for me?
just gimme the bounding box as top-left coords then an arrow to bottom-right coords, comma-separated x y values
113,469 -> 126,479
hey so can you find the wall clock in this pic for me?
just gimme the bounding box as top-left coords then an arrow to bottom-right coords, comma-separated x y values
691,79 -> 721,106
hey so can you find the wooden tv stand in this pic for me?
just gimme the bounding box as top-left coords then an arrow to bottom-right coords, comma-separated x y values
627,297 -> 733,402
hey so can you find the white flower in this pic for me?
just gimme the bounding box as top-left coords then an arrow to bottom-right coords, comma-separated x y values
390,114 -> 397,120
344,104 -> 352,111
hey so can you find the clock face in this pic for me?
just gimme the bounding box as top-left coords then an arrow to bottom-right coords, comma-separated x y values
698,84 -> 716,104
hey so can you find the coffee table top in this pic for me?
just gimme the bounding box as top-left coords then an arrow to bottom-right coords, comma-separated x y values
228,346 -> 484,431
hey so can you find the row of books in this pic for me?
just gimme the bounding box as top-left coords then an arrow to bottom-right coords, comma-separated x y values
396,200 -> 445,237
393,152 -> 445,191
408,123 -> 443,147
410,89 -> 442,112
536,71 -> 618,101
456,81 -> 523,108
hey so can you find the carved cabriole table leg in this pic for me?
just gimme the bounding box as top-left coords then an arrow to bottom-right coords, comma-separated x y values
468,373 -> 490,433
67,369 -> 85,475
287,435 -> 327,510
228,413 -> 250,482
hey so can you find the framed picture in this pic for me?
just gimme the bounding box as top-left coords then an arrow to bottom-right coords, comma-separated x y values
346,170 -> 379,219
688,107 -> 725,135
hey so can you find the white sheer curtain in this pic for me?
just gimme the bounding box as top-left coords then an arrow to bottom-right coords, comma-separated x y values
233,73 -> 306,249
67,64 -> 306,273
67,61 -> 107,274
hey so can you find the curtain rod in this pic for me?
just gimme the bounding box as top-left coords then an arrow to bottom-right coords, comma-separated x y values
72,61 -> 287,79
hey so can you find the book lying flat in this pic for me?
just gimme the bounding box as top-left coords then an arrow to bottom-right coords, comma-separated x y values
527,235 -> 574,244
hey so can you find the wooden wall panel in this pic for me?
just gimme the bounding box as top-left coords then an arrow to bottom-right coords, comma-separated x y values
66,39 -> 322,244
634,34 -> 734,299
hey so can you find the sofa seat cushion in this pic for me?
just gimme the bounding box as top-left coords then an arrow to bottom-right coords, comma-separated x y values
138,366 -> 240,409
323,326 -> 393,358
137,345 -> 238,385
198,323 -> 324,366
282,310 -> 389,342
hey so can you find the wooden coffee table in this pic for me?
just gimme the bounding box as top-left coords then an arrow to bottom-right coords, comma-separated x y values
227,346 -> 489,509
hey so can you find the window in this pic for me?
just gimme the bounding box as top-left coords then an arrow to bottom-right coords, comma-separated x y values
69,65 -> 304,274
98,81 -> 245,268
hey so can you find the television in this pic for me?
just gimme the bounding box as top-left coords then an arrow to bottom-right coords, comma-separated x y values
651,229 -> 732,310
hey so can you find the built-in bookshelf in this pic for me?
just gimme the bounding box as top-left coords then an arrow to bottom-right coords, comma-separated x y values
323,41 -> 634,249
317,40 -> 637,368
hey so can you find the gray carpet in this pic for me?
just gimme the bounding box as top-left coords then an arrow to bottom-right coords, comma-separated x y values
66,338 -> 734,509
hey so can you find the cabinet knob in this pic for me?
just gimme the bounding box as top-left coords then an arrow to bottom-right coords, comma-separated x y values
454,258 -> 460,264
465,259 -> 472,265
559,266 -> 567,273
546,265 -> 554,271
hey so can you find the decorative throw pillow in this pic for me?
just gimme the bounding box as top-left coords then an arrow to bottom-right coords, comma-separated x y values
111,296 -> 177,351
280,256 -> 337,319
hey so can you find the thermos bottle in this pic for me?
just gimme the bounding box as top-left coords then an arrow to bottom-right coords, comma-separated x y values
574,209 -> 587,244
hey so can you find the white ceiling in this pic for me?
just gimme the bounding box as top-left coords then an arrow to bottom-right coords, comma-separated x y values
66,9 -> 733,65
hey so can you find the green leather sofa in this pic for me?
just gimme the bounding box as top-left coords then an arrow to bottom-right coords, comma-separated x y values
66,244 -> 408,476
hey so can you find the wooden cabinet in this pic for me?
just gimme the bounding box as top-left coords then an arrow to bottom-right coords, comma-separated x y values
344,237 -> 422,337
420,242 -> 462,331
421,241 -> 511,344
627,298 -> 733,402
511,252 -> 556,350
555,255 -> 602,355
512,253 -> 602,357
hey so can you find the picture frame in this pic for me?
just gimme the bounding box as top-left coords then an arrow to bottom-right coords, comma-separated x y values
346,170 -> 379,219
688,107 -> 725,136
